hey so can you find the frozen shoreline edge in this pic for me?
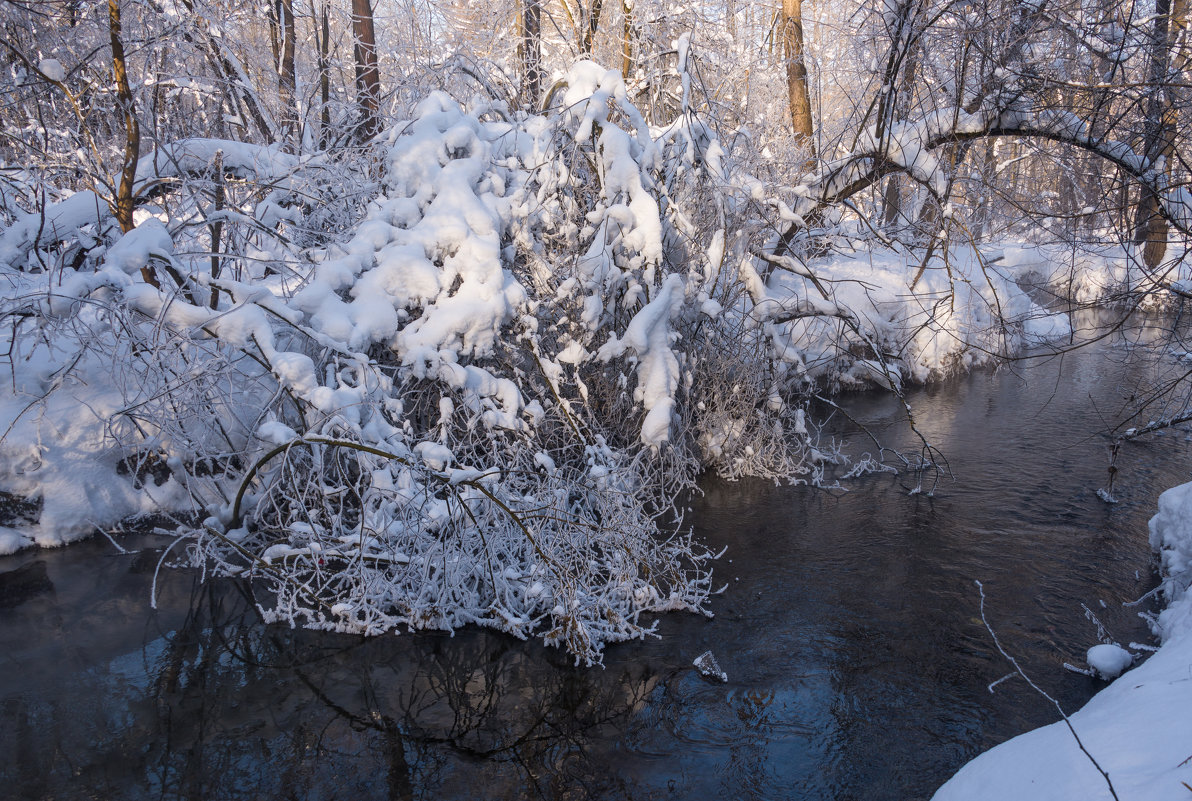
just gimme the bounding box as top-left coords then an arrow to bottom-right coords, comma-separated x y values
932,481 -> 1192,801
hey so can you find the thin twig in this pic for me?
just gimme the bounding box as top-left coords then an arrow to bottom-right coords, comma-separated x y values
976,580 -> 1120,801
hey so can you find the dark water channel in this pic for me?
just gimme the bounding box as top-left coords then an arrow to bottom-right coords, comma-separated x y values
3,321 -> 1192,800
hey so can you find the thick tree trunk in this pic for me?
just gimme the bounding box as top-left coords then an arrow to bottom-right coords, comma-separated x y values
781,0 -> 815,162
351,0 -> 381,142
1133,0 -> 1185,268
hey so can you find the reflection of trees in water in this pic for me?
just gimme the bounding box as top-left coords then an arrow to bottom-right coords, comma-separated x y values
147,578 -> 662,800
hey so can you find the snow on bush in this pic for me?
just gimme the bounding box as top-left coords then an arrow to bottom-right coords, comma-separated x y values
0,54 -> 1131,662
1084,643 -> 1132,680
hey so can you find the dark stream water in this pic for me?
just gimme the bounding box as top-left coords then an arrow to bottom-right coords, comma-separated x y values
2,318 -> 1191,801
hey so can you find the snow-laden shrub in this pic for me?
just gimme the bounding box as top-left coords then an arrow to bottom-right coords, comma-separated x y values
181,63 -> 846,663
0,50 -> 1100,662
0,57 -> 840,664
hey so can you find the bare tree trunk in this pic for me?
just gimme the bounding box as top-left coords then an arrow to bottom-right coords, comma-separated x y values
781,0 -> 815,162
1133,0 -> 1184,268
881,169 -> 902,228
1175,0 -> 1191,72
522,0 -> 543,107
267,0 -> 280,75
208,150 -> 225,308
620,0 -> 633,78
581,0 -> 604,56
882,51 -> 918,227
108,0 -> 139,235
276,0 -> 298,145
316,0 -> 331,148
351,0 -> 381,142
109,0 -> 162,287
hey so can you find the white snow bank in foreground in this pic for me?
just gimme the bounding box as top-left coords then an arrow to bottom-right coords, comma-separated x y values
933,482 -> 1192,801
1150,482 -> 1192,640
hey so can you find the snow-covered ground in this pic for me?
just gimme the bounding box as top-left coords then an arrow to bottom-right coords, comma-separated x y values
1,60 -> 1190,668
0,237 -> 1093,554
933,481 -> 1192,801
1,200 -> 1186,779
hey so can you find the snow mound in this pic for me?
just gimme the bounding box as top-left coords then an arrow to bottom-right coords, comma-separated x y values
0,526 -> 31,556
0,191 -> 113,269
767,245 -> 1067,386
1149,482 -> 1192,640
1085,643 -> 1132,680
0,316 -> 192,546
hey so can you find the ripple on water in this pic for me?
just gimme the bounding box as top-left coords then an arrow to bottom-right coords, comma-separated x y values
0,320 -> 1190,800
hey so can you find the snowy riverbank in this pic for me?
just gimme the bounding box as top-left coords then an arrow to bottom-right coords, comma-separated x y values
933,481 -> 1192,801
0,235 -> 1123,554
1,69 -> 1189,663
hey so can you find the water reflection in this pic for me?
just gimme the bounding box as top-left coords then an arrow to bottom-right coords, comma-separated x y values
2,557 -> 672,801
2,320 -> 1191,800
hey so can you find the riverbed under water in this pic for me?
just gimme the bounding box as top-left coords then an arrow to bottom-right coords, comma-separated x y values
2,318 -> 1191,800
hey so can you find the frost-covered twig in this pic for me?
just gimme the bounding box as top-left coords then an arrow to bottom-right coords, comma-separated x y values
976,580 -> 1120,801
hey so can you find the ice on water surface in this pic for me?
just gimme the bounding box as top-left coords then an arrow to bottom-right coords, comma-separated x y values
692,650 -> 727,683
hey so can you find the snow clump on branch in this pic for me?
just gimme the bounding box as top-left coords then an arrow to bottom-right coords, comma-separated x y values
0,52 -> 1101,662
